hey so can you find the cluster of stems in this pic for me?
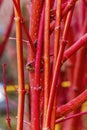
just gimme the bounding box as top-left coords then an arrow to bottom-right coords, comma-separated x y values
1,0 -> 87,130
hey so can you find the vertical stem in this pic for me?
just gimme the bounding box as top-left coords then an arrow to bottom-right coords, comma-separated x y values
43,0 -> 50,129
3,64 -> 12,130
53,0 -> 61,63
30,6 -> 44,130
46,9 -> 74,128
28,1 -> 43,130
51,0 -> 61,129
14,1 -> 25,130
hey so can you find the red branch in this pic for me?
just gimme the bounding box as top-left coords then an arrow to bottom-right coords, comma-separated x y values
3,64 -> 12,130
56,90 -> 87,118
62,33 -> 87,63
56,110 -> 87,124
0,10 -> 14,57
30,6 -> 44,130
28,1 -> 43,130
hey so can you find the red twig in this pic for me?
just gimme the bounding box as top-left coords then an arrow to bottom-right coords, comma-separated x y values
56,90 -> 87,118
62,33 -> 87,63
51,0 -> 61,129
0,10 -> 14,57
3,64 -> 12,130
56,110 -> 87,124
